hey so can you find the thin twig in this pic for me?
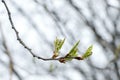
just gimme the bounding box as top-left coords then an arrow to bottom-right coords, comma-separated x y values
2,0 -> 35,56
1,0 -> 55,60
1,0 -> 83,62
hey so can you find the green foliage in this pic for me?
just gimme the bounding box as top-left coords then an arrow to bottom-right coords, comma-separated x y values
52,37 -> 65,59
52,38 -> 93,63
54,37 -> 65,53
64,40 -> 80,61
82,45 -> 93,59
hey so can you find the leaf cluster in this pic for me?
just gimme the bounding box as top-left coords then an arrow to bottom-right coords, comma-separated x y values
52,38 -> 93,63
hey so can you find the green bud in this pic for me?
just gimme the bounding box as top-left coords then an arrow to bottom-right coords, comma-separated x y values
82,45 -> 93,59
64,40 -> 80,61
52,37 -> 65,59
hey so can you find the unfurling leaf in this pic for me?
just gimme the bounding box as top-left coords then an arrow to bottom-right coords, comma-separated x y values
54,37 -> 65,52
52,37 -> 65,59
82,45 -> 93,59
68,40 -> 80,54
64,40 -> 80,61
52,38 -> 93,63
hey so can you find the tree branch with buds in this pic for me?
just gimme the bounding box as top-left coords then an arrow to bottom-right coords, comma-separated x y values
2,0 -> 93,63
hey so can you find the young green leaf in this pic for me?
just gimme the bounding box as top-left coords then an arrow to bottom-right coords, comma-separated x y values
52,38 -> 65,59
64,40 -> 80,61
68,40 -> 80,54
54,37 -> 65,52
82,45 -> 93,59
58,38 -> 65,51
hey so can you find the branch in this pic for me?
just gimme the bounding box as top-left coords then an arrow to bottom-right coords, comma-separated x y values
1,0 -> 91,63
1,0 -> 57,61
9,0 -> 53,48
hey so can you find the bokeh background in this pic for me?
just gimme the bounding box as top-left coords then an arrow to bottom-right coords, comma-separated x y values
0,0 -> 120,80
